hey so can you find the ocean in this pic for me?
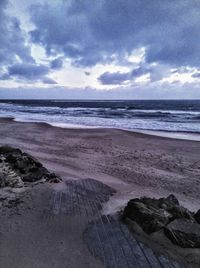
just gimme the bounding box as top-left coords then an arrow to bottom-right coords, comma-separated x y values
0,99 -> 200,140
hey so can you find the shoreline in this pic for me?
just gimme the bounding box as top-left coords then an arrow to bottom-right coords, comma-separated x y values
1,115 -> 200,142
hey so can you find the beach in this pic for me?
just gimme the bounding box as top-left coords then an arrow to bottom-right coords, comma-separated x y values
0,117 -> 200,267
0,117 -> 199,210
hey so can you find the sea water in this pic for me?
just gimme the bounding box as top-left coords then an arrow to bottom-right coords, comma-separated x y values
0,99 -> 200,140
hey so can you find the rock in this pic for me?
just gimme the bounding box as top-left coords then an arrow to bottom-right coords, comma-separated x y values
123,198 -> 173,233
167,205 -> 194,221
194,209 -> 200,224
164,219 -> 200,248
158,194 -> 179,208
123,194 -> 195,234
159,195 -> 194,221
6,175 -> 24,188
0,167 -> 24,188
0,146 -> 21,154
0,146 -> 62,188
46,173 -> 62,183
0,172 -> 6,187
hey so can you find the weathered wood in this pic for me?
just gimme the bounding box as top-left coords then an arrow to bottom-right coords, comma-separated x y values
172,261 -> 183,268
158,255 -> 177,268
139,242 -> 163,268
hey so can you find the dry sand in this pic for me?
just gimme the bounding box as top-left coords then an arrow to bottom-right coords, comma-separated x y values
0,118 -> 200,267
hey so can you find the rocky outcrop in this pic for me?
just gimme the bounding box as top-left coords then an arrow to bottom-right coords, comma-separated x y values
123,195 -> 194,234
164,219 -> 200,248
0,146 -> 61,188
122,197 -> 172,233
123,195 -> 200,248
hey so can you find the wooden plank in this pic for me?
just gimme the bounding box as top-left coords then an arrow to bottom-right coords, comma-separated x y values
172,261 -> 185,268
116,219 -> 151,268
139,242 -> 162,268
104,215 -> 139,268
158,255 -> 176,268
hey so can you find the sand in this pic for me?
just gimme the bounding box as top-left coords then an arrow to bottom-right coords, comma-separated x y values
0,117 -> 200,267
0,118 -> 199,210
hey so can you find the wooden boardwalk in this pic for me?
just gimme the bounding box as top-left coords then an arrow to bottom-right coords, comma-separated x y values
51,179 -> 185,268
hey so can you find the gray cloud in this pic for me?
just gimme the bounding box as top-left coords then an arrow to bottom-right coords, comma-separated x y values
84,71 -> 90,76
98,71 -> 130,85
0,73 -> 10,80
29,0 -> 200,68
0,0 -> 33,66
0,0 -> 54,84
98,64 -> 170,85
42,77 -> 57,84
50,57 -> 63,70
131,67 -> 150,78
192,72 -> 200,78
98,68 -> 149,85
8,63 -> 49,81
1,0 -> 200,98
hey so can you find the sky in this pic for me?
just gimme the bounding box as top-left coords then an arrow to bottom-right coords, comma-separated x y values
0,0 -> 200,99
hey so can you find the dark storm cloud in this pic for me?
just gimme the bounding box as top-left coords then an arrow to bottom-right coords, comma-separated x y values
0,0 -> 33,66
8,63 -> 49,80
29,0 -> 200,67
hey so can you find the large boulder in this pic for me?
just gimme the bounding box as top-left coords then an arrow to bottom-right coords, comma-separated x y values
0,146 -> 61,188
123,198 -> 172,233
164,219 -> 200,248
123,195 -> 194,234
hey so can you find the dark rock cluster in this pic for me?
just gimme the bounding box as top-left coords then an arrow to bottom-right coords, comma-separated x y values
165,219 -> 200,248
123,195 -> 200,248
0,146 -> 61,188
